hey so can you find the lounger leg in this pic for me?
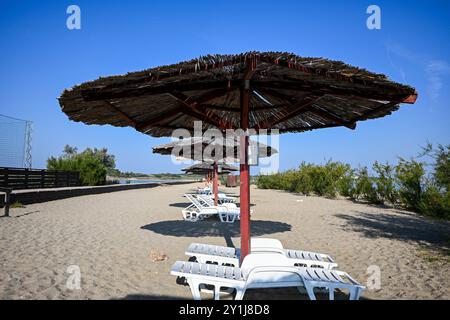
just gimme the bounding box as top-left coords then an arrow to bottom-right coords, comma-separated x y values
349,288 -> 362,300
234,287 -> 246,300
304,285 -> 316,300
349,289 -> 356,300
187,279 -> 202,300
354,288 -> 362,300
214,285 -> 221,300
329,287 -> 335,300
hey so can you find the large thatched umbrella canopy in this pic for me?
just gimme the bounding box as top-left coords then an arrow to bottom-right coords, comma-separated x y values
59,51 -> 417,136
58,51 -> 417,261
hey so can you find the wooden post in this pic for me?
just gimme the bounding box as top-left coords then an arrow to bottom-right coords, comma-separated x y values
24,168 -> 29,189
4,190 -> 10,217
4,169 -> 8,188
1,187 -> 11,217
41,170 -> 45,188
213,161 -> 219,206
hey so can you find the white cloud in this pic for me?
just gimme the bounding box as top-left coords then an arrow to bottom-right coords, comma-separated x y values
386,43 -> 450,101
425,60 -> 450,100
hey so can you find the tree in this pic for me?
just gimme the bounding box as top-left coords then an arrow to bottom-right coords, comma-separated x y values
47,145 -> 113,186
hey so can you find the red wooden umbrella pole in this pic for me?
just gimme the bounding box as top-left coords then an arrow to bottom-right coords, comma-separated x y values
213,161 -> 219,206
240,79 -> 251,263
239,136 -> 250,263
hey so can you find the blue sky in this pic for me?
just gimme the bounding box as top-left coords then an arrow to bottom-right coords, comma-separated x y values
0,0 -> 449,174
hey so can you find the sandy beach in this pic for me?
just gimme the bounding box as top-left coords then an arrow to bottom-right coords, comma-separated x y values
0,182 -> 449,300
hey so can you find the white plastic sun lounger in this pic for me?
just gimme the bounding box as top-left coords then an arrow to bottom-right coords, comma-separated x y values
197,193 -> 238,207
198,188 -> 237,204
212,193 -> 237,204
185,238 -> 337,270
171,253 -> 365,300
197,186 -> 212,195
182,194 -> 240,223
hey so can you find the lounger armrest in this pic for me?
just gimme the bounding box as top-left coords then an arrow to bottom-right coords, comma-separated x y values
336,270 -> 365,288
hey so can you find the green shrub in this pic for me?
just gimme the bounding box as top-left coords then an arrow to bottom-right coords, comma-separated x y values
419,186 -> 450,219
47,146 -> 109,186
373,161 -> 398,205
354,167 -> 379,203
257,160 -> 352,198
292,163 -> 315,195
337,168 -> 356,199
255,145 -> 449,220
431,144 -> 450,191
395,158 -> 424,210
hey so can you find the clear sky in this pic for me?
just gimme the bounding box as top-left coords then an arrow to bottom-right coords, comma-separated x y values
0,0 -> 449,174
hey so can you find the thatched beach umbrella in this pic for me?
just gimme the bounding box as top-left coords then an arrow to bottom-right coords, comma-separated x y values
153,136 -> 275,206
59,51 -> 417,262
182,162 -> 237,185
182,162 -> 238,198
182,162 -> 238,174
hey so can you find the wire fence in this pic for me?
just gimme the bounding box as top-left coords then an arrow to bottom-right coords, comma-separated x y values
0,114 -> 32,168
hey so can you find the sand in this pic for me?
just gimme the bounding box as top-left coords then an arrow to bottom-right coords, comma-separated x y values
0,182 -> 449,300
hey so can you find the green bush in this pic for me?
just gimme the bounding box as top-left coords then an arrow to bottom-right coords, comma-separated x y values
292,163 -> 314,195
47,146 -> 109,186
395,158 -> 424,210
255,144 -> 450,220
373,161 -> 398,205
419,186 -> 450,219
257,160 -> 352,199
429,144 -> 449,191
354,167 -> 379,203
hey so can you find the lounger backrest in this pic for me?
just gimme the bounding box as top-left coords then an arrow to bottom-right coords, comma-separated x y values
241,253 -> 305,286
197,194 -> 214,207
184,194 -> 205,210
251,238 -> 284,249
241,253 -> 289,270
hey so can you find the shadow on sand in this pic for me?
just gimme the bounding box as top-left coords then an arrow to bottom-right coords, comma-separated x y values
169,202 -> 256,208
169,202 -> 192,208
335,210 -> 450,252
141,219 -> 291,247
116,288 -> 368,300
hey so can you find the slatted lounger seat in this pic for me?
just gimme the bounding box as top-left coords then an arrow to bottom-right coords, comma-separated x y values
171,253 -> 364,300
185,238 -> 337,269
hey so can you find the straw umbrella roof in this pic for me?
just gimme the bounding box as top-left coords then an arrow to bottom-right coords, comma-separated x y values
58,51 -> 417,137
152,135 -> 276,162
182,162 -> 238,174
